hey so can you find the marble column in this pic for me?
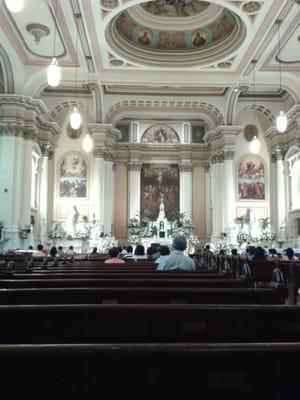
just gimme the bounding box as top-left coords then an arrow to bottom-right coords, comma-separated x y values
114,162 -> 128,240
39,145 -> 52,244
128,162 -> 141,220
93,149 -> 106,224
204,163 -> 212,238
180,163 -> 193,219
275,150 -> 287,236
103,152 -> 115,234
192,163 -> 206,238
223,151 -> 235,232
210,152 -> 224,240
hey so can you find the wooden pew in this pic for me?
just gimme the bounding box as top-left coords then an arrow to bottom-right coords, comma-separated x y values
0,304 -> 298,344
0,342 -> 299,397
0,286 -> 286,305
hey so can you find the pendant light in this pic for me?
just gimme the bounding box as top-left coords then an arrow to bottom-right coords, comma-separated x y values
47,0 -> 61,87
250,60 -> 260,154
5,0 -> 24,13
70,16 -> 81,130
82,64 -> 93,152
275,21 -> 287,133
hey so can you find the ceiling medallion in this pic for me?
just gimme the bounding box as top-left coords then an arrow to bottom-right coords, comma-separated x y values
242,1 -> 262,14
26,23 -> 50,44
217,61 -> 232,68
110,58 -> 124,66
101,0 -> 119,9
244,124 -> 258,142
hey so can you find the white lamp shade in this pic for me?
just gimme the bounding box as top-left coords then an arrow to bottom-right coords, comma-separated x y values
276,110 -> 287,133
5,0 -> 24,12
47,58 -> 61,87
82,134 -> 93,152
250,136 -> 260,154
70,107 -> 81,130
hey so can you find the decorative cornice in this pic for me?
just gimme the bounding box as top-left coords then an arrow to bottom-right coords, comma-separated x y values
0,95 -> 48,115
88,123 -> 121,141
93,148 -> 115,161
204,125 -> 244,145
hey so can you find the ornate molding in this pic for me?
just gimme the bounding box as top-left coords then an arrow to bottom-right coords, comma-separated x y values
93,148 -> 115,161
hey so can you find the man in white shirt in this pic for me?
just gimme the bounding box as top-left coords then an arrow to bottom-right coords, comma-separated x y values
160,237 -> 195,271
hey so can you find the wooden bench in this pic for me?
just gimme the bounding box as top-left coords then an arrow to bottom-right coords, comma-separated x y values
0,304 -> 298,344
0,286 -> 286,305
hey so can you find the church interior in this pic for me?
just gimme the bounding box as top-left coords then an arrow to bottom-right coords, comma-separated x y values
1,0 -> 300,396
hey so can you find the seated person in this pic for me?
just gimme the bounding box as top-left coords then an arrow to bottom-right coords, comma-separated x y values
49,246 -> 58,258
156,246 -> 171,270
57,246 -> 64,258
269,248 -> 279,258
160,237 -> 195,271
104,247 -> 125,264
252,246 -> 267,261
89,247 -> 98,259
146,246 -> 160,261
134,245 -> 147,260
231,248 -> 238,256
283,247 -> 298,261
123,245 -> 134,259
33,244 -> 46,258
66,245 -> 76,256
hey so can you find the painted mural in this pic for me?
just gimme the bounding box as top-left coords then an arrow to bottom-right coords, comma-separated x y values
59,153 -> 88,198
141,125 -> 180,143
237,155 -> 265,201
114,9 -> 237,51
141,165 -> 179,220
141,0 -> 209,17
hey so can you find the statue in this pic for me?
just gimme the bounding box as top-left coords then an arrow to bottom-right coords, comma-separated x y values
90,221 -> 104,241
64,205 -> 79,237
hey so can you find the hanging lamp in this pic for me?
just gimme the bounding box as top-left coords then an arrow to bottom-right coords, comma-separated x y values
5,0 -> 24,13
47,0 -> 61,87
275,21 -> 287,133
250,60 -> 261,154
70,15 -> 81,130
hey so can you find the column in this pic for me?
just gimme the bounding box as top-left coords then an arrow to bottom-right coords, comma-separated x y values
269,154 -> 278,234
39,145 -> 52,243
93,149 -> 106,223
204,163 -> 212,238
103,152 -> 115,234
128,162 -> 141,220
275,149 -> 286,236
192,163 -> 205,238
223,151 -> 235,232
114,162 -> 128,240
179,163 -> 193,219
210,152 -> 224,240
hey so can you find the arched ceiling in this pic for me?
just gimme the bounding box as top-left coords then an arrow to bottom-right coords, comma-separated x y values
108,1 -> 245,67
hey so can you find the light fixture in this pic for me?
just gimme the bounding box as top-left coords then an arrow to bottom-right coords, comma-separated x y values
82,133 -> 93,153
5,0 -> 24,13
250,136 -> 260,154
249,59 -> 261,154
70,106 -> 81,130
47,0 -> 61,87
275,20 -> 287,133
70,15 -> 81,130
47,57 -> 60,87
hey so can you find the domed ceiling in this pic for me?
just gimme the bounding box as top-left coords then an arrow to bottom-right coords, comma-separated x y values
107,0 -> 246,68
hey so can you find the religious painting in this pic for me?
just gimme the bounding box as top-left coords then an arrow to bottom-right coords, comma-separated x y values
141,0 -> 209,18
141,164 -> 179,220
137,29 -> 153,46
237,155 -> 266,201
141,125 -> 180,143
59,153 -> 88,198
191,30 -> 207,47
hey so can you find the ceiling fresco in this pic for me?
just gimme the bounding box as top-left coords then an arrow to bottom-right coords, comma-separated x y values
114,8 -> 238,52
140,0 -> 210,18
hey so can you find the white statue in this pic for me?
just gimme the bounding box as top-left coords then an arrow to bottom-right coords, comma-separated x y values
64,205 -> 80,237
90,221 -> 104,241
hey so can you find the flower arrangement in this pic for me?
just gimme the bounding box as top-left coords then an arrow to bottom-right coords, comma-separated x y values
260,231 -> 276,242
49,222 -> 65,239
217,240 -> 231,254
74,230 -> 90,240
237,232 -> 251,245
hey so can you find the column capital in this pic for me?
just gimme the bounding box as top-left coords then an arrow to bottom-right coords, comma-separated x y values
224,150 -> 235,160
275,148 -> 286,161
94,148 -> 115,161
179,163 -> 193,173
128,162 -> 142,172
210,151 -> 224,164
204,162 -> 210,172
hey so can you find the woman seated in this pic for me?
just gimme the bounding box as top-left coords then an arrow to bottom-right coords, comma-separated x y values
104,247 -> 125,264
134,245 -> 147,260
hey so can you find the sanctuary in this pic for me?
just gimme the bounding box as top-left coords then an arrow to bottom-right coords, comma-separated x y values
0,0 -> 300,253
